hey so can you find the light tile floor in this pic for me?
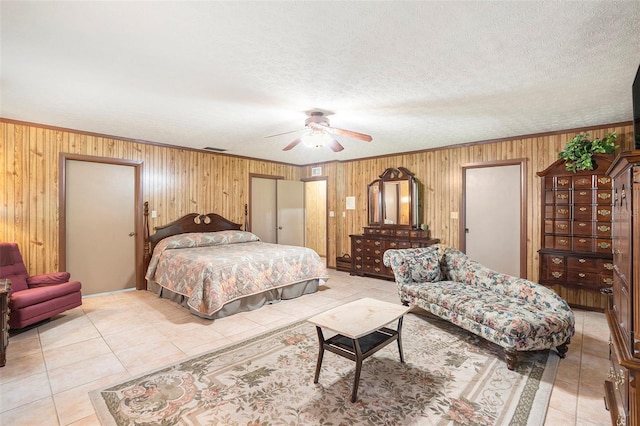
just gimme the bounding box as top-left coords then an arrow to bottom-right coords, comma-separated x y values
0,269 -> 611,425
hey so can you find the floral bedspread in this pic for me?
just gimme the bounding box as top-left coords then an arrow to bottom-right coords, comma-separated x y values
145,231 -> 328,316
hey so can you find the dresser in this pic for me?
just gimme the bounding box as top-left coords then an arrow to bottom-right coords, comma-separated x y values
0,281 -> 9,367
604,151 -> 640,426
350,227 -> 440,280
537,154 -> 614,311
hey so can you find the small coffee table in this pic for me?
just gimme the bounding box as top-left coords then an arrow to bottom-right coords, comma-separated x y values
307,298 -> 411,402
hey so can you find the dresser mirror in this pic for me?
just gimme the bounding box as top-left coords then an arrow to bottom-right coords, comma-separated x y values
367,167 -> 419,228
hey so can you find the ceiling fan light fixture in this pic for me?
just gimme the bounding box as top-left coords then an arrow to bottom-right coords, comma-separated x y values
268,110 -> 371,152
302,130 -> 333,148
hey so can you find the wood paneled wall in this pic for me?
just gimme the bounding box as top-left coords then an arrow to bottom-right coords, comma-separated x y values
1,120 -> 299,275
301,123 -> 635,281
1,118 -> 634,283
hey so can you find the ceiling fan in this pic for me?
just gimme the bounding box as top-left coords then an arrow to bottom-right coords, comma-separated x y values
265,111 -> 373,152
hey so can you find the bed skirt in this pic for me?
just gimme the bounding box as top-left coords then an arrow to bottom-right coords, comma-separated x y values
146,279 -> 320,319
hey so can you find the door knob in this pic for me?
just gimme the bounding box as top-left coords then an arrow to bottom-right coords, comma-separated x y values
128,232 -> 136,237
278,226 -> 283,230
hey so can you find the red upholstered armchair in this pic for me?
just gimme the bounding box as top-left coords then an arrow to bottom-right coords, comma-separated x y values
0,242 -> 82,329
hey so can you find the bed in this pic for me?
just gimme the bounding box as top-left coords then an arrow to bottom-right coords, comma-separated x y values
143,206 -> 329,319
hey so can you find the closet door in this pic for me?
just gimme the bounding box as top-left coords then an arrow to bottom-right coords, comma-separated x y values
277,180 -> 304,247
250,177 -> 277,243
250,177 -> 304,246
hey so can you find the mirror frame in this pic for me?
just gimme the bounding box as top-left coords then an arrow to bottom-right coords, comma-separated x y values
367,167 -> 420,228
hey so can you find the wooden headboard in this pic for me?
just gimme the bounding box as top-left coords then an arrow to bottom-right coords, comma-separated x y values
143,202 -> 244,268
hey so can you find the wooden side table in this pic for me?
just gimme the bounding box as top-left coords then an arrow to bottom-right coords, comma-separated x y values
307,298 -> 411,402
0,279 -> 10,367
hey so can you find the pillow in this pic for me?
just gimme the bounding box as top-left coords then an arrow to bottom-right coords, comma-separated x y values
27,272 -> 71,286
408,248 -> 443,283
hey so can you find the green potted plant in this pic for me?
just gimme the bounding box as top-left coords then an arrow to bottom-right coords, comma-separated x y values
558,132 -> 618,172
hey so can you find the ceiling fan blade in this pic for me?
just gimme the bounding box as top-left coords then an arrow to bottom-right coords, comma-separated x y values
264,128 -> 304,138
328,139 -> 344,152
282,137 -> 302,151
326,126 -> 372,142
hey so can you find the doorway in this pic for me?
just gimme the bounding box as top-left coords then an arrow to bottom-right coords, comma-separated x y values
59,154 -> 143,294
304,179 -> 327,258
461,160 -> 527,277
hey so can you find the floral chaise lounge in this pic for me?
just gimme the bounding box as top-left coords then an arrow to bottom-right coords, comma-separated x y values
383,245 -> 575,370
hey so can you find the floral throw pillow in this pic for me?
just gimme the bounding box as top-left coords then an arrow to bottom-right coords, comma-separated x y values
408,247 -> 443,283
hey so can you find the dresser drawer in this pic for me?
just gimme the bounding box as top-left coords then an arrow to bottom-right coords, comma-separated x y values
596,206 -> 613,221
600,274 -> 614,287
552,176 -> 572,189
542,253 -> 566,268
572,221 -> 592,236
574,205 -> 594,221
365,246 -> 383,257
601,260 -> 614,273
395,229 -> 411,237
573,236 -> 593,252
573,176 -> 593,188
547,190 -> 570,204
567,270 -> 599,286
595,222 -> 612,236
595,175 -> 612,188
595,239 -> 612,254
545,220 -> 570,235
596,189 -> 613,204
544,236 -> 571,250
567,256 -> 599,272
364,256 -> 383,266
545,269 -> 567,283
574,189 -> 593,204
365,239 -> 383,249
387,241 -> 400,249
545,205 -> 571,219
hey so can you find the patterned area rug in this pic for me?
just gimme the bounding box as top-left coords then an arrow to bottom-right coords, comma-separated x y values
90,312 -> 558,425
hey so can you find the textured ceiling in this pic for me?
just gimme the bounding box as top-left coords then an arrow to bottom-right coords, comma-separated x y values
2,1 -> 639,165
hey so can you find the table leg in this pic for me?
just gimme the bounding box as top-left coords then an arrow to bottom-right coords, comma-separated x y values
352,338 -> 363,403
397,316 -> 405,363
313,326 -> 325,384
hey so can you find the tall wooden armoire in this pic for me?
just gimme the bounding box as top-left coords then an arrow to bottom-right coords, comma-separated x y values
605,151 -> 640,426
537,154 -> 614,311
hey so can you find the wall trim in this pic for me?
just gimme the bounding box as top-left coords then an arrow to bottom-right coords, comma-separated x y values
2,117 -> 632,168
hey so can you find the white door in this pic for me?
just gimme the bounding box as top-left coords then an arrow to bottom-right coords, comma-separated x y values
464,164 -> 521,276
250,177 -> 277,243
66,161 -> 136,295
277,180 -> 305,246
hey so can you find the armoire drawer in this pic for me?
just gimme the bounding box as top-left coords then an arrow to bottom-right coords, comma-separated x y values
567,256 -> 599,272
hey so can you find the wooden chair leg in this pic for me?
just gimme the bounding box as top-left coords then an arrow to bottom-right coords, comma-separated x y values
556,338 -> 570,359
313,326 -> 325,384
504,349 -> 518,370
